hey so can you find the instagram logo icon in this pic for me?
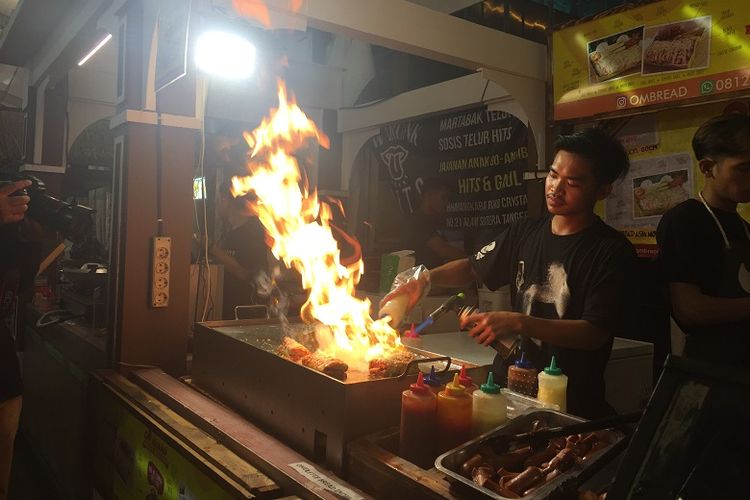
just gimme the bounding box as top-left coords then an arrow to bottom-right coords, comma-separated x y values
616,96 -> 627,109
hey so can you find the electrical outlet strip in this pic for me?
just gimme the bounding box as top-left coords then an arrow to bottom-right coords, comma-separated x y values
151,236 -> 171,308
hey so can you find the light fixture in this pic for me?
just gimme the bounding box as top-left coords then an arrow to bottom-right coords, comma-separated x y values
78,33 -> 113,66
195,30 -> 256,80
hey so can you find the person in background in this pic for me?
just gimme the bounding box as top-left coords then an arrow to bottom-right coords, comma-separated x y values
212,184 -> 269,319
402,177 -> 465,269
0,179 -> 32,500
657,114 -> 750,366
383,128 -> 637,418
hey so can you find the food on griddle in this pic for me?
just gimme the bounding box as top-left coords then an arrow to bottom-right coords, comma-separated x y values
458,418 -> 617,497
278,336 -> 348,379
299,352 -> 348,380
369,349 -> 416,377
279,337 -> 311,361
589,35 -> 641,80
644,23 -> 705,69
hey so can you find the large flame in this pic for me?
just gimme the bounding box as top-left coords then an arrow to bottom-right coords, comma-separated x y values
232,81 -> 402,371
232,0 -> 304,28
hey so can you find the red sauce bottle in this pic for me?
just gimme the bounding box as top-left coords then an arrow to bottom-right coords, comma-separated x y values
399,372 -> 437,468
458,365 -> 478,394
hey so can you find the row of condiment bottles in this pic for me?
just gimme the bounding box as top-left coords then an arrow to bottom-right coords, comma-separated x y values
399,367 -> 506,468
508,353 -> 568,413
399,358 -> 568,468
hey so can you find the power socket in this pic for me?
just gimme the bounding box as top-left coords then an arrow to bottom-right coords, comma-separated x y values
151,236 -> 171,308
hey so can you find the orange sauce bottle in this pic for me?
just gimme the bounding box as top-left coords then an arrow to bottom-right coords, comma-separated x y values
436,373 -> 472,453
399,372 -> 437,468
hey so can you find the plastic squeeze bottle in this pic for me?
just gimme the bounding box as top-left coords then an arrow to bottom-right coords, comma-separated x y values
399,372 -> 437,468
507,352 -> 539,397
537,356 -> 568,412
436,373 -> 472,453
423,365 -> 445,395
379,293 -> 411,328
472,372 -> 508,436
458,365 -> 478,394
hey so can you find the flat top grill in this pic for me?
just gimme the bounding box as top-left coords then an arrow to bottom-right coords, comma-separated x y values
209,321 -> 456,384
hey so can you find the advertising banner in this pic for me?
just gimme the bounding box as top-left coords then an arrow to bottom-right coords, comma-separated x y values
553,0 -> 750,120
361,105 -> 530,240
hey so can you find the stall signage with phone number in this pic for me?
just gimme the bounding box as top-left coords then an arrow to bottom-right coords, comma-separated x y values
552,0 -> 750,120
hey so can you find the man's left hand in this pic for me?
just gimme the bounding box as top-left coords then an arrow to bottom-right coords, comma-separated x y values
460,311 -> 524,346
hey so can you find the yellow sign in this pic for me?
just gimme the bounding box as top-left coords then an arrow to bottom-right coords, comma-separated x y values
552,0 -> 750,120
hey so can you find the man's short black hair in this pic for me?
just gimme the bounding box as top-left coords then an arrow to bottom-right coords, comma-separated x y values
553,127 -> 630,185
692,114 -> 750,161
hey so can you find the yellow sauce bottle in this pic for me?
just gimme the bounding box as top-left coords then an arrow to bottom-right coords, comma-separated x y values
436,373 -> 472,453
537,356 -> 568,413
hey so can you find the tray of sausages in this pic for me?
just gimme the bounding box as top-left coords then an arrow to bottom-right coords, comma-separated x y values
435,410 -> 623,499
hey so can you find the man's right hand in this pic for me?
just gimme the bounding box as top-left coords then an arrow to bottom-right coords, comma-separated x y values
0,180 -> 32,224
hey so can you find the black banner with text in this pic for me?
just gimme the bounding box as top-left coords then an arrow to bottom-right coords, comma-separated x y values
363,106 -> 529,240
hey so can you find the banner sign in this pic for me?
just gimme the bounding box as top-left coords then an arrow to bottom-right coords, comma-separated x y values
552,0 -> 750,120
364,105 -> 530,239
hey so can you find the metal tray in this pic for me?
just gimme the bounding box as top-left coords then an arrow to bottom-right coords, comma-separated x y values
435,410 -> 624,499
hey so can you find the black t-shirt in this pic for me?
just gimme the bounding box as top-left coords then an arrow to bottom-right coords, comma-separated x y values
220,217 -> 268,319
656,199 -> 750,364
470,215 -> 637,418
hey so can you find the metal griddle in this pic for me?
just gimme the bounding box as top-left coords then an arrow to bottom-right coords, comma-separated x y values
192,318 -> 490,472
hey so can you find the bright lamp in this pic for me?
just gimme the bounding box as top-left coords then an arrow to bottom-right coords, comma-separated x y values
195,31 -> 256,79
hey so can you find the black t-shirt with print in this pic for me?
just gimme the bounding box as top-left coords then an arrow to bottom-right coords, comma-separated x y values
470,214 -> 637,418
656,199 -> 750,365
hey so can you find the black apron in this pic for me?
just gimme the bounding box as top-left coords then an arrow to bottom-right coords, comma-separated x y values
685,194 -> 750,363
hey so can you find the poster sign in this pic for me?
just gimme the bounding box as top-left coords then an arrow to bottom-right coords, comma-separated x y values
155,0 -> 191,93
363,105 -> 530,240
552,0 -> 750,120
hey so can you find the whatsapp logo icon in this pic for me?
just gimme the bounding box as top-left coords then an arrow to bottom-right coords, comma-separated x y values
700,80 -> 714,95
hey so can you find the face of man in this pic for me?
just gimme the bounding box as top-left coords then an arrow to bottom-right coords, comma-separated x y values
545,150 -> 611,216
705,152 -> 750,204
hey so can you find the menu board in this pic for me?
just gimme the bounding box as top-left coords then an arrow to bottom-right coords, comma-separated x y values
362,105 -> 530,239
552,0 -> 750,120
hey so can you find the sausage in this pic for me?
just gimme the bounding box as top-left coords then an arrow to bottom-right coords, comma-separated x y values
543,447 -> 578,473
494,445 -> 533,471
461,453 -> 486,476
471,465 -> 494,487
544,468 -> 561,483
483,479 -> 520,498
524,441 -> 564,467
504,466 -> 543,494
564,434 -> 591,457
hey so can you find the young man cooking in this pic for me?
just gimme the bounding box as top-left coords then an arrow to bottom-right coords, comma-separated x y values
656,114 -> 750,366
384,128 -> 637,418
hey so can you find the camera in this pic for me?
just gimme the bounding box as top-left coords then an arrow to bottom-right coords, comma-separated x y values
1,172 -> 94,242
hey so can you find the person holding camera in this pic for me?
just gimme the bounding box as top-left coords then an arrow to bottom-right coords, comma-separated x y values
0,179 -> 32,500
